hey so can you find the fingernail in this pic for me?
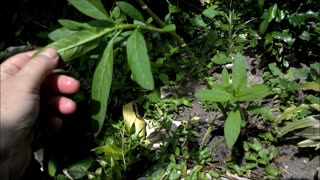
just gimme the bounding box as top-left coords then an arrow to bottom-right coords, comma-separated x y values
40,48 -> 58,59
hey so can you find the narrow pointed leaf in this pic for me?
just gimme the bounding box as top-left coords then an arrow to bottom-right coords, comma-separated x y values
116,1 -> 144,22
91,36 -> 115,137
195,89 -> 231,102
41,28 -> 110,62
278,115 -> 320,137
68,0 -> 113,22
126,29 -> 154,90
224,109 -> 242,148
232,52 -> 247,94
221,68 -> 229,88
238,84 -> 272,101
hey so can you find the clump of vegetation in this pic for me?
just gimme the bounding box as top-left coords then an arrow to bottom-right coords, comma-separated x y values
1,0 -> 319,179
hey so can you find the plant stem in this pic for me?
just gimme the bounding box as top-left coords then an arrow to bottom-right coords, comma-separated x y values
135,0 -> 197,62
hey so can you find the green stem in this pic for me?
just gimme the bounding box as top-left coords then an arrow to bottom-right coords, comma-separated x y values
135,0 -> 197,62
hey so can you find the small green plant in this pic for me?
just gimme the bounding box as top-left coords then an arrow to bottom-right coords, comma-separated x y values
195,52 -> 273,148
188,2 -> 258,55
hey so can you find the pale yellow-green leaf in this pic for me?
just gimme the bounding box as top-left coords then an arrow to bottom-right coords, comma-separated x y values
123,102 -> 146,138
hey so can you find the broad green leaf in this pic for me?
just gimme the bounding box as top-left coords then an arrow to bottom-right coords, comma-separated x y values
58,19 -> 92,31
259,19 -> 268,34
238,84 -> 272,101
116,1 -> 144,22
48,27 -> 77,41
67,158 -> 94,179
126,29 -> 154,90
232,52 -> 247,94
48,159 -> 57,177
300,82 -> 320,92
91,35 -> 115,137
278,115 -> 320,137
68,0 -> 113,22
202,5 -> 219,19
211,53 -> 232,65
44,28 -> 110,62
224,109 -> 242,148
195,89 -> 232,102
275,104 -> 309,124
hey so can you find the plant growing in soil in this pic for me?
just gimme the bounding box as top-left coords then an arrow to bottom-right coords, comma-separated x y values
195,52 -> 273,148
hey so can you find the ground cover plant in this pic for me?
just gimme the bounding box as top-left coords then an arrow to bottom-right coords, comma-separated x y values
1,0 -> 319,179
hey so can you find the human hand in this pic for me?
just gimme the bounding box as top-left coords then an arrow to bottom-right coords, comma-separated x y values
0,48 -> 79,179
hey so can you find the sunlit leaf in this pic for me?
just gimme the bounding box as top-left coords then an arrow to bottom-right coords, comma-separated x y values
68,0 -> 113,22
195,89 -> 232,102
91,35 -> 116,137
275,104 -> 309,124
267,4 -> 277,22
232,52 -> 247,94
238,84 -> 272,101
224,109 -> 242,148
123,102 -> 146,137
127,29 -> 154,90
116,1 -> 144,22
278,115 -> 320,137
300,82 -> 320,92
297,139 -> 320,150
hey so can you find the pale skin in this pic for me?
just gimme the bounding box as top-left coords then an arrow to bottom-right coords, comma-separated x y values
0,48 -> 79,179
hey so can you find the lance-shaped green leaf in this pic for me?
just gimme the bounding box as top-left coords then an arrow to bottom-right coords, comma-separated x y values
275,104 -> 309,124
91,36 -> 115,137
232,52 -> 247,94
195,89 -> 232,102
237,84 -> 272,101
126,29 -> 154,90
116,1 -> 144,22
224,109 -> 242,148
278,115 -> 320,138
43,28 -> 110,62
300,82 -> 320,92
68,0 -> 113,22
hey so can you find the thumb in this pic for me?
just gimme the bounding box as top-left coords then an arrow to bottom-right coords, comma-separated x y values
16,48 -> 59,93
